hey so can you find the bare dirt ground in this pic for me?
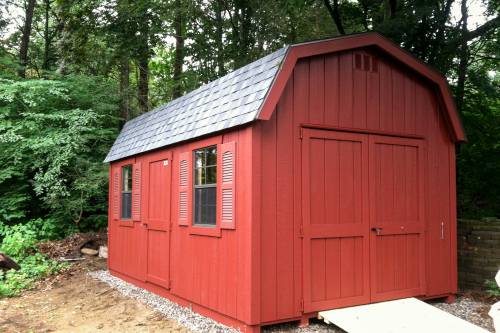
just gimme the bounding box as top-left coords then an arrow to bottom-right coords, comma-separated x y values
0,255 -> 496,332
0,257 -> 191,333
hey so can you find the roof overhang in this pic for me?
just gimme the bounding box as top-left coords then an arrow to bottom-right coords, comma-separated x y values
257,32 -> 466,143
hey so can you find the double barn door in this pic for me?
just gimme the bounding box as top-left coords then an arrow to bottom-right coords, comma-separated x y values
302,128 -> 426,312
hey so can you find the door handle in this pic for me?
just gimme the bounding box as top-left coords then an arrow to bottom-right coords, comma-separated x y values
371,227 -> 383,235
142,223 -> 148,228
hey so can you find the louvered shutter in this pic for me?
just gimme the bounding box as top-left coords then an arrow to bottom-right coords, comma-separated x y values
132,162 -> 142,221
178,152 -> 191,226
112,167 -> 120,220
219,142 -> 236,229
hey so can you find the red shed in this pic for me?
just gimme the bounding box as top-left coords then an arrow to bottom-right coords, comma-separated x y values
105,33 -> 465,332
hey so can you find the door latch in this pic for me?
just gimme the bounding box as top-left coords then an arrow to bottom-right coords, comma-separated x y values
371,227 -> 383,235
440,221 -> 444,240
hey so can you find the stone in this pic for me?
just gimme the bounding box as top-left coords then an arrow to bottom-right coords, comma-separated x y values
81,247 -> 98,256
98,246 -> 108,259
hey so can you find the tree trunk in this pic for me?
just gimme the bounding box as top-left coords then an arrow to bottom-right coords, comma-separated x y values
119,56 -> 130,123
231,0 -> 252,69
456,0 -> 469,111
322,0 -> 346,35
137,5 -> 149,114
172,0 -> 184,99
137,54 -> 149,114
42,0 -> 51,70
215,0 -> 226,76
19,0 -> 37,78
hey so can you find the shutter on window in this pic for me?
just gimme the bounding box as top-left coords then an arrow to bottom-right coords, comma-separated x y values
112,167 -> 120,220
178,152 -> 191,226
219,142 -> 236,229
132,162 -> 142,221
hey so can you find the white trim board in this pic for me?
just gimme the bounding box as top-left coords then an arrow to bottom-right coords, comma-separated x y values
318,298 -> 489,333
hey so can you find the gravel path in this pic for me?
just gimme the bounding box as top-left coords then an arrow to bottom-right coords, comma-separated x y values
90,270 -> 494,333
433,296 -> 494,332
89,270 -> 239,333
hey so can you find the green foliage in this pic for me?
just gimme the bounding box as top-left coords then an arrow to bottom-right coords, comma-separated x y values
0,218 -> 69,297
0,218 -> 71,257
0,75 -> 119,228
457,38 -> 500,218
0,253 -> 67,297
484,279 -> 500,297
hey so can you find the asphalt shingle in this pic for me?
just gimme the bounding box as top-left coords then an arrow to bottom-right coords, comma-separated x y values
104,46 -> 288,163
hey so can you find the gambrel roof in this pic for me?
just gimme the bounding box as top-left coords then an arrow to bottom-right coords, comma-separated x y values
105,33 -> 465,163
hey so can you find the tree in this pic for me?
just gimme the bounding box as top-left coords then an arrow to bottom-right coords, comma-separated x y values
18,0 -> 36,77
172,0 -> 185,98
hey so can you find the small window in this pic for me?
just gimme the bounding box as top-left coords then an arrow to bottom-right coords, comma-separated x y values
193,146 -> 217,226
121,165 -> 133,219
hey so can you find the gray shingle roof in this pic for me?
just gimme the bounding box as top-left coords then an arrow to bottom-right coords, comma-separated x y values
104,46 -> 289,163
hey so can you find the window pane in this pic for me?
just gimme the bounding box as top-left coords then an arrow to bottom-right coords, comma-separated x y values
206,146 -> 217,166
193,187 -> 216,226
194,188 -> 202,224
121,192 -> 132,219
194,167 -> 204,185
122,165 -> 132,192
205,166 -> 217,184
194,150 -> 204,168
193,146 -> 217,227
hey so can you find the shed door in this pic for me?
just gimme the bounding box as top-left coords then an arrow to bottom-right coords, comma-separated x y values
143,152 -> 172,289
302,129 -> 371,312
369,135 -> 426,302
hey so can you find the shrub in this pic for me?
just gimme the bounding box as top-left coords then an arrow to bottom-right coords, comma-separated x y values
485,279 -> 500,297
0,219 -> 70,297
0,253 -> 67,297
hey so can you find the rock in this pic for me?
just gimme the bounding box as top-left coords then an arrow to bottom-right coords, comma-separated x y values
81,248 -> 98,256
0,252 -> 20,271
98,246 -> 108,259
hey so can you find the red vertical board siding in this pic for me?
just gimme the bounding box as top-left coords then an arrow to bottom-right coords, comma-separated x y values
236,128 -> 254,322
257,48 -> 456,323
292,61 -> 309,318
324,54 -> 339,125
260,110 -> 278,322
404,77 -> 416,133
352,53 -> 367,128
379,59 -> 393,131
339,52 -> 353,127
309,56 -> 325,124
366,53 -> 380,130
275,78 -> 295,319
392,69 -> 405,131
108,126 -> 254,327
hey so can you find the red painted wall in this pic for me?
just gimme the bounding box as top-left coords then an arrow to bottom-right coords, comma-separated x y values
108,126 -> 256,326
255,48 -> 456,323
108,45 -> 458,330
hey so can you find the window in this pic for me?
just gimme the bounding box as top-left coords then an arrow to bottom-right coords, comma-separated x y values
193,146 -> 217,226
121,165 -> 132,219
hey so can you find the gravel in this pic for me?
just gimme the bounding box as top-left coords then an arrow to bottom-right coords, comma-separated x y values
90,270 -> 494,333
89,270 -> 239,333
433,296 -> 495,332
